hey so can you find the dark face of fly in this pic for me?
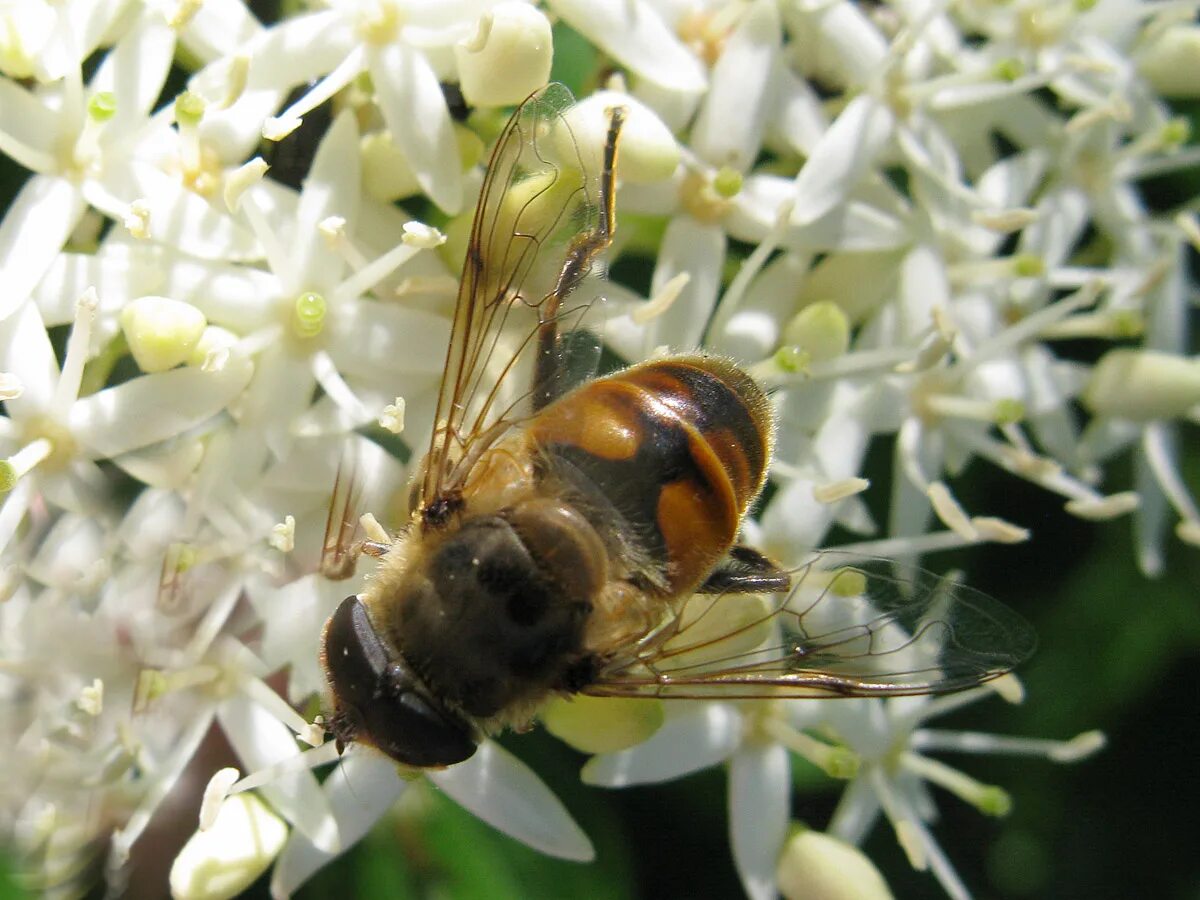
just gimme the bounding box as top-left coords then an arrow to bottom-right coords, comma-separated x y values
321,595 -> 477,768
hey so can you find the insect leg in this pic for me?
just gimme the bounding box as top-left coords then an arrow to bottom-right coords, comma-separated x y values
532,104 -> 626,410
697,544 -> 792,594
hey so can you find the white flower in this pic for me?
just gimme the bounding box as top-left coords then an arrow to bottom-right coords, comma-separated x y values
824,688 -> 1104,900
0,294 -> 252,552
249,0 -> 552,213
212,741 -> 594,897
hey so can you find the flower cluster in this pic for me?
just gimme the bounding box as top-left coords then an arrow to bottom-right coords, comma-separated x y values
1,1 -> 1195,899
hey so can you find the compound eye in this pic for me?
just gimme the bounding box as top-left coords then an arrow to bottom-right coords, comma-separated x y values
322,596 -> 477,768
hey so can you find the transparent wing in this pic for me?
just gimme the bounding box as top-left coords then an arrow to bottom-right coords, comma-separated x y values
419,84 -> 620,516
585,551 -> 1037,700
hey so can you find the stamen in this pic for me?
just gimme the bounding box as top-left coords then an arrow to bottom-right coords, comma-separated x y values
269,515 -> 296,553
708,198 -> 794,339
263,46 -> 366,141
379,397 -> 406,434
1143,421 -> 1200,526
331,241 -> 422,306
166,0 -> 203,28
200,768 -> 241,830
310,351 -> 371,423
633,272 -> 689,325
946,253 -> 1044,285
0,372 -> 22,400
223,158 -> 269,213
868,768 -> 927,870
174,91 -> 206,176
228,741 -> 342,795
912,728 -> 1107,763
927,482 -> 978,541
401,221 -> 445,248
238,676 -> 314,740
923,392 -> 1025,425
813,477 -> 870,504
361,513 -> 390,544
970,517 -> 1030,544
970,207 -> 1039,233
1064,491 -> 1140,520
901,752 -> 1012,816
1,438 -> 53,491
1176,211 -> 1200,253
762,717 -> 860,779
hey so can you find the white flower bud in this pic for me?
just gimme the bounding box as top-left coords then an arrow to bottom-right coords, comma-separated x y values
455,3 -> 552,107
361,131 -> 420,202
559,91 -> 681,184
120,296 -> 208,373
782,301 -> 850,363
170,792 -> 286,900
1138,25 -> 1200,98
776,828 -> 894,900
1082,350 -> 1200,421
542,694 -> 664,754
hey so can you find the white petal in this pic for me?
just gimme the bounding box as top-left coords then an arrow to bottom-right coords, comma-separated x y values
827,773 -> 882,847
253,575 -> 335,702
710,251 -> 809,359
40,459 -> 111,515
428,740 -> 594,861
730,743 -> 791,900
330,303 -> 451,378
761,476 -> 831,562
114,163 -> 260,259
732,179 -> 910,253
692,0 -> 780,170
179,0 -> 262,64
0,301 -> 57,419
548,0 -> 706,93
243,11 -> 353,91
0,79 -> 59,171
783,0 -> 888,90
897,243 -> 950,342
1019,185 -> 1090,268
649,217 -> 725,351
370,43 -> 463,214
270,752 -> 408,897
89,13 -> 175,131
68,356 -> 254,458
0,175 -> 84,321
977,150 -> 1047,211
791,95 -> 894,227
67,0 -> 131,65
770,65 -> 829,157
1134,426 -> 1172,577
582,703 -> 741,786
290,109 -> 360,294
217,693 -> 341,855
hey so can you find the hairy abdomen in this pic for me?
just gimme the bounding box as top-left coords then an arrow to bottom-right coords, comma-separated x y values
528,355 -> 773,595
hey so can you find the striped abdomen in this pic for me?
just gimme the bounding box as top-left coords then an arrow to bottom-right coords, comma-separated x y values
528,355 -> 774,595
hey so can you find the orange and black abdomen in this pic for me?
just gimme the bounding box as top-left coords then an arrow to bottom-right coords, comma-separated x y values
528,355 -> 774,594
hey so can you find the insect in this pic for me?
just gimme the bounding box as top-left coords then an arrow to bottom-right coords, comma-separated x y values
319,84 -> 1036,768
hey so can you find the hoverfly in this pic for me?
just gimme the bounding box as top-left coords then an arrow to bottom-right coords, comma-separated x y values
320,84 -> 1035,768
